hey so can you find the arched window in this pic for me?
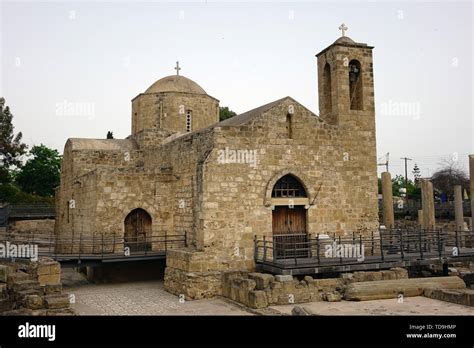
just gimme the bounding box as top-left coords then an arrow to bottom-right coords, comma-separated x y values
349,60 -> 363,110
272,175 -> 307,198
323,63 -> 332,114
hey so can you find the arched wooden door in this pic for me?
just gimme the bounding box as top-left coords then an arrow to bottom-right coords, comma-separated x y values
271,175 -> 308,259
124,208 -> 152,252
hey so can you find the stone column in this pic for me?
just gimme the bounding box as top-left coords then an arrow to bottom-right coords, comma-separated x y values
454,185 -> 464,231
470,155 -> 474,223
418,210 -> 424,228
421,179 -> 435,229
381,172 -> 395,229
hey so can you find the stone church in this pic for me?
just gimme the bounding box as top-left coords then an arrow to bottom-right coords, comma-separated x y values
55,33 -> 378,299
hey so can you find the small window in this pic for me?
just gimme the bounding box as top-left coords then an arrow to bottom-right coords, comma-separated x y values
186,110 -> 192,132
286,114 -> 292,139
349,60 -> 363,110
272,175 -> 307,198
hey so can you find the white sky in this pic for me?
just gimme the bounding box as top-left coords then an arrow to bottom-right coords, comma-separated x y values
1,0 -> 473,180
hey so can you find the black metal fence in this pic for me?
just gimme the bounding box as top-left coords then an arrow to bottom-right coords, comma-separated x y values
0,204 -> 10,227
0,230 -> 187,260
254,229 -> 474,267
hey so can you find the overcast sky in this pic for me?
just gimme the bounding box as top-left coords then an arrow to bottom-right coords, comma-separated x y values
1,0 -> 472,179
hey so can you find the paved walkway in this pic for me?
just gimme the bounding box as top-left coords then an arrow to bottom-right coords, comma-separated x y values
66,280 -> 252,315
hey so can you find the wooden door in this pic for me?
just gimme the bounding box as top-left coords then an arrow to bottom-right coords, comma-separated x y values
272,206 -> 308,259
124,208 -> 152,252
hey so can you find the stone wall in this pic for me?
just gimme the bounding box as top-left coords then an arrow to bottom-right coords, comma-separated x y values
221,268 -> 408,309
0,258 -> 73,315
9,219 -> 55,235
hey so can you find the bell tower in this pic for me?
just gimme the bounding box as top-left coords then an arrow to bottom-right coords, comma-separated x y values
316,24 -> 375,131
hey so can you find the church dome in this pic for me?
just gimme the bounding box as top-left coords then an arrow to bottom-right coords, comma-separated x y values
145,75 -> 207,94
333,36 -> 356,45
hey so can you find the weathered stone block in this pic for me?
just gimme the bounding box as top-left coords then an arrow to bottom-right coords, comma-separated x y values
43,284 -> 62,295
44,294 -> 70,309
11,280 -> 40,293
313,278 -> 343,292
24,295 -> 44,310
291,305 -> 313,316
323,292 -> 342,302
248,273 -> 274,290
248,290 -> 268,309
275,275 -> 293,282
390,267 -> 408,279
381,270 -> 396,280
0,265 -> 13,283
6,271 -> 31,289
0,283 -> 6,298
38,273 -> 60,286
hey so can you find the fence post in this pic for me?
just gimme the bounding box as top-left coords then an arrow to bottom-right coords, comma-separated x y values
379,228 -> 385,261
48,230 -> 52,256
253,235 -> 257,261
112,233 -> 116,254
145,234 -> 148,256
263,236 -> 267,262
419,228 -> 424,260
101,233 -> 104,258
316,234 -> 320,265
339,235 -> 342,264
308,233 -> 312,258
371,230 -> 374,256
455,229 -> 460,257
293,242 -> 297,265
184,230 -> 188,248
78,233 -> 82,261
165,230 -> 168,252
359,234 -> 363,261
437,228 -> 442,259
399,229 -> 404,260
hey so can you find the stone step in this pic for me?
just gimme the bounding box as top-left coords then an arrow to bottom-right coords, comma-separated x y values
44,294 -> 70,310
12,288 -> 42,302
11,280 -> 41,293
6,272 -> 32,289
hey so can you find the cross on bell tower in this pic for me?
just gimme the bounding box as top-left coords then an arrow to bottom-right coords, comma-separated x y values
174,61 -> 181,76
338,23 -> 348,37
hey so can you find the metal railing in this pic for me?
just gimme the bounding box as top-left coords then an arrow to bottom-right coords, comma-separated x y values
8,203 -> 55,219
254,228 -> 474,267
0,230 -> 187,260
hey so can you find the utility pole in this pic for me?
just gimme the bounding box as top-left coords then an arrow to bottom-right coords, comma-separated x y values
400,157 -> 413,204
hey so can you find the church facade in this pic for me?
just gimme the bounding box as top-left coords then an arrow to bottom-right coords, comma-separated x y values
54,34 -> 378,299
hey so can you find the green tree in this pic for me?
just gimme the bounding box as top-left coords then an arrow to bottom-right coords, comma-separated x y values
16,144 -> 61,197
412,163 -> 421,184
219,106 -> 237,121
0,97 -> 27,183
107,131 -> 114,139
